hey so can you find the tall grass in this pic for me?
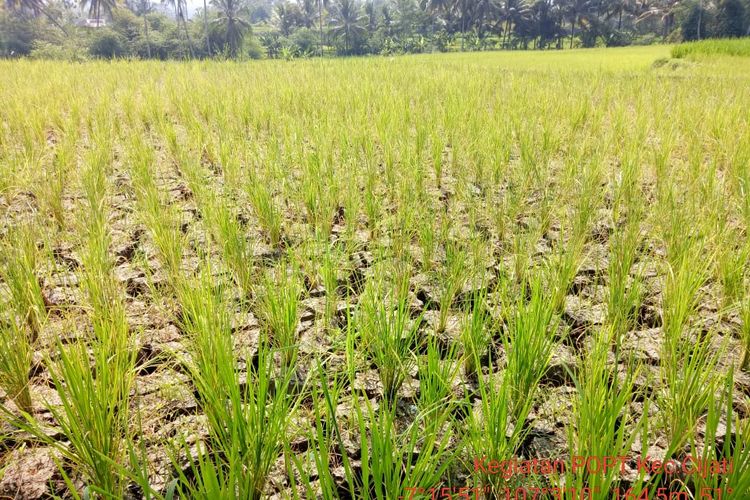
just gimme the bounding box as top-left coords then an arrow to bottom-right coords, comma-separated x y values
672,38 -> 750,59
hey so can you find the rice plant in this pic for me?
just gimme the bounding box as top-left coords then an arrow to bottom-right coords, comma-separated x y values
176,264 -> 295,499
0,317 -> 34,413
0,225 -> 47,339
357,271 -> 421,402
460,290 -> 490,381
255,262 -> 301,370
565,327 -> 643,498
502,275 -> 559,419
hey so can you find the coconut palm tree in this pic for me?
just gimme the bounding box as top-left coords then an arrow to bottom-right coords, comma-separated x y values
5,0 -> 68,33
299,0 -> 316,27
498,0 -> 531,48
329,0 -> 366,54
204,0 -> 211,53
128,0 -> 153,57
211,0 -> 251,56
163,0 -> 195,57
81,0 -> 116,26
317,0 -> 330,56
635,0 -> 680,38
565,0 -> 593,47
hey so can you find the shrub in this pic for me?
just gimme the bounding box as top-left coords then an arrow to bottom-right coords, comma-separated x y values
89,29 -> 126,59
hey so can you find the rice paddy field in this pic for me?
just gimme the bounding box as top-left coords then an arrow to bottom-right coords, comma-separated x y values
1,45 -> 750,499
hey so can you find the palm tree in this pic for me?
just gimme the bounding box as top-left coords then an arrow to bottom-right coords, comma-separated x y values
500,0 -> 531,48
454,0 -> 472,50
364,0 -> 377,33
211,0 -> 251,56
607,0 -> 636,29
275,2 -> 296,36
635,0 -> 679,38
129,0 -> 154,57
329,0 -> 366,54
5,0 -> 68,33
163,0 -> 195,57
204,0 -> 211,54
299,0 -> 316,27
81,0 -> 116,26
473,0 -> 499,41
317,0 -> 330,56
565,0 -> 592,47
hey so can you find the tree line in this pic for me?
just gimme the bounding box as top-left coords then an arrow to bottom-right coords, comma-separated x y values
1,0 -> 749,59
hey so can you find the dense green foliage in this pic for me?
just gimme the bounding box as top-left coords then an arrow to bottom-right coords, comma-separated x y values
1,0 -> 749,59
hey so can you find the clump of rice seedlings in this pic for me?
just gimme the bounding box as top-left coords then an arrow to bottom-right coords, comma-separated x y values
548,159 -> 601,313
178,148 -> 257,299
246,176 -> 283,248
565,327 -> 642,496
363,167 -> 382,237
339,172 -> 362,241
357,272 -> 421,403
740,295 -> 750,371
431,132 -> 444,189
715,235 -> 748,309
686,369 -> 750,497
44,332 -> 135,497
320,244 -> 344,327
301,155 -> 338,238
419,334 -> 460,413
436,239 -> 467,334
0,225 -> 47,339
40,135 -> 74,230
547,229 -> 585,314
205,194 -> 256,299
287,364 -> 351,499
461,290 -> 490,381
510,226 -> 536,286
467,356 -> 531,493
0,317 -> 34,413
468,276 -> 557,492
175,262 -> 293,499
502,276 -> 559,419
256,261 -> 301,370
607,219 -> 644,353
292,360 -> 454,499
659,242 -> 721,452
128,135 -> 185,284
356,395 -> 455,499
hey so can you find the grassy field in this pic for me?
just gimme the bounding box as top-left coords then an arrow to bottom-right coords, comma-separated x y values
1,45 -> 750,499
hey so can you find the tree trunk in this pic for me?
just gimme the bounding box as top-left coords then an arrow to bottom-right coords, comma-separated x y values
696,0 -> 702,40
461,9 -> 466,51
618,8 -> 622,30
318,0 -> 324,57
203,0 -> 211,54
181,13 -> 195,58
144,15 -> 151,58
569,15 -> 576,48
